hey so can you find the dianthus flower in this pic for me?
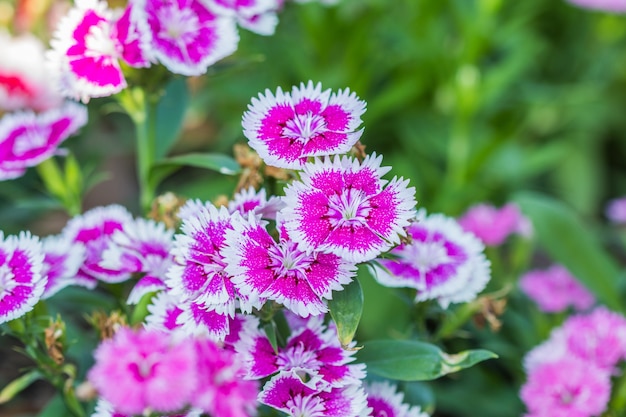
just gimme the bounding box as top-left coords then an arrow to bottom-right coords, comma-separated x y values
282,154 -> 416,263
566,0 -> 626,12
242,81 -> 367,169
191,338 -> 259,417
48,0 -> 149,102
0,102 -> 87,181
0,31 -> 63,111
561,306 -> 626,370
176,297 -> 234,339
235,315 -> 366,389
62,205 -> 134,286
372,209 -> 491,308
89,328 -> 198,415
92,399 -> 203,417
0,232 -> 45,325
40,234 -> 86,299
206,0 -> 280,35
259,372 -> 369,417
519,264 -> 595,313
605,196 -> 626,224
228,186 -> 284,220
134,0 -> 239,76
364,381 -> 429,417
100,218 -> 173,304
224,215 -> 357,317
144,291 -> 185,332
458,202 -> 531,246
520,357 -> 611,417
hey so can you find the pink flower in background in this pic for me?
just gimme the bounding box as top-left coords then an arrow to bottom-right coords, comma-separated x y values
224,215 -> 357,317
89,328 -> 198,415
191,338 -> 259,417
0,102 -> 88,181
562,307 -> 626,370
282,154 -> 416,263
372,209 -> 491,308
520,357 -> 611,417
365,381 -> 429,417
0,31 -> 63,112
458,202 -> 531,246
235,315 -> 365,389
92,399 -> 203,417
41,234 -> 86,299
0,232 -> 45,325
205,0 -> 280,35
519,265 -> 595,313
135,0 -> 239,76
228,186 -> 284,220
605,196 -> 626,224
243,81 -> 367,169
48,0 -> 127,102
259,372 -> 368,417
566,0 -> 626,12
100,218 -> 173,304
63,205 -> 134,286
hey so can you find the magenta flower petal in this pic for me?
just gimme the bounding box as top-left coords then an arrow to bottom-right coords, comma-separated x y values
0,102 -> 87,180
372,209 -> 491,308
243,81 -> 367,169
365,381 -> 429,417
458,202 -> 531,246
205,0 -> 280,35
177,298 -> 231,339
48,0 -> 126,101
0,232 -> 45,324
114,3 -> 153,68
145,291 -> 185,332
228,186 -> 285,220
41,234 -> 85,299
135,0 -> 239,76
127,276 -> 167,305
283,154 -> 416,263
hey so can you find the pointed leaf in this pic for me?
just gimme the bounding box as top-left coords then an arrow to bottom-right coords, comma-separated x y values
514,191 -> 622,311
155,77 -> 189,159
263,322 -> 279,354
356,340 -> 497,381
0,370 -> 42,404
328,278 -> 364,349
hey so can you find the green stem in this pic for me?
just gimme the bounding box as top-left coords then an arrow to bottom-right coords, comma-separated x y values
36,159 -> 81,216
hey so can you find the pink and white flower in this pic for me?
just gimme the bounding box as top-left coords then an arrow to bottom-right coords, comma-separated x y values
176,297 -> 232,339
235,316 -> 366,389
88,327 -> 198,415
0,102 -> 87,181
0,232 -> 45,324
0,31 -> 63,112
114,3 -> 153,68
364,381 -> 429,417
282,154 -> 416,263
62,205 -> 134,286
520,357 -> 611,417
145,291 -> 185,332
259,372 -> 369,417
458,202 -> 531,246
41,234 -> 86,299
566,0 -> 626,12
372,209 -> 491,308
228,186 -> 285,220
134,0 -> 239,76
519,264 -> 595,313
92,399 -> 203,417
48,0 -> 127,102
205,0 -> 280,35
242,81 -> 367,169
224,215 -> 357,317
100,218 -> 174,304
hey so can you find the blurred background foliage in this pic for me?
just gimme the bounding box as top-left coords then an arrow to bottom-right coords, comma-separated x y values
2,0 -> 626,416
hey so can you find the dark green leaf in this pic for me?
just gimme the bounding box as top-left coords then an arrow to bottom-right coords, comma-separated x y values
328,278 -> 364,349
356,340 -> 497,381
263,322 -> 279,354
155,78 -> 190,159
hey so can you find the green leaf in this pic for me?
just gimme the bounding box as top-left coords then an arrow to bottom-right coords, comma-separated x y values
0,369 -> 42,404
63,153 -> 83,198
355,340 -> 497,381
37,394 -> 69,417
150,152 -> 241,186
514,191 -> 622,311
263,322 -> 279,354
155,77 -> 190,159
328,278 -> 364,349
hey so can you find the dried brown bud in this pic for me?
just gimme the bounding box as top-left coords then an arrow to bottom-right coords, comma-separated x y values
87,311 -> 128,340
473,296 -> 507,332
44,316 -> 66,365
149,192 -> 187,229
350,141 -> 367,162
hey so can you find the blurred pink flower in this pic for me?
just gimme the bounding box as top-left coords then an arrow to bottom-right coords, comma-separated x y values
605,196 -> 626,224
520,357 -> 611,417
519,264 -> 595,313
88,328 -> 198,415
205,0 -> 280,35
566,0 -> 626,12
458,202 -> 531,246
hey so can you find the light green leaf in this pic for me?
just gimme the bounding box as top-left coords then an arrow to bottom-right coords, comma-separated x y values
356,340 -> 497,381
0,370 -> 42,404
328,278 -> 364,349
514,191 -> 622,311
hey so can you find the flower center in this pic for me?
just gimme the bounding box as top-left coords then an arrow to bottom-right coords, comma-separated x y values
403,240 -> 451,273
326,188 -> 371,228
283,112 -> 326,143
286,393 -> 325,417
277,343 -> 320,371
158,5 -> 200,43
268,241 -> 313,279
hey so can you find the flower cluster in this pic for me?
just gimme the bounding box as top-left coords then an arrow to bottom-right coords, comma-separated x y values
521,307 -> 626,416
519,264 -> 595,313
